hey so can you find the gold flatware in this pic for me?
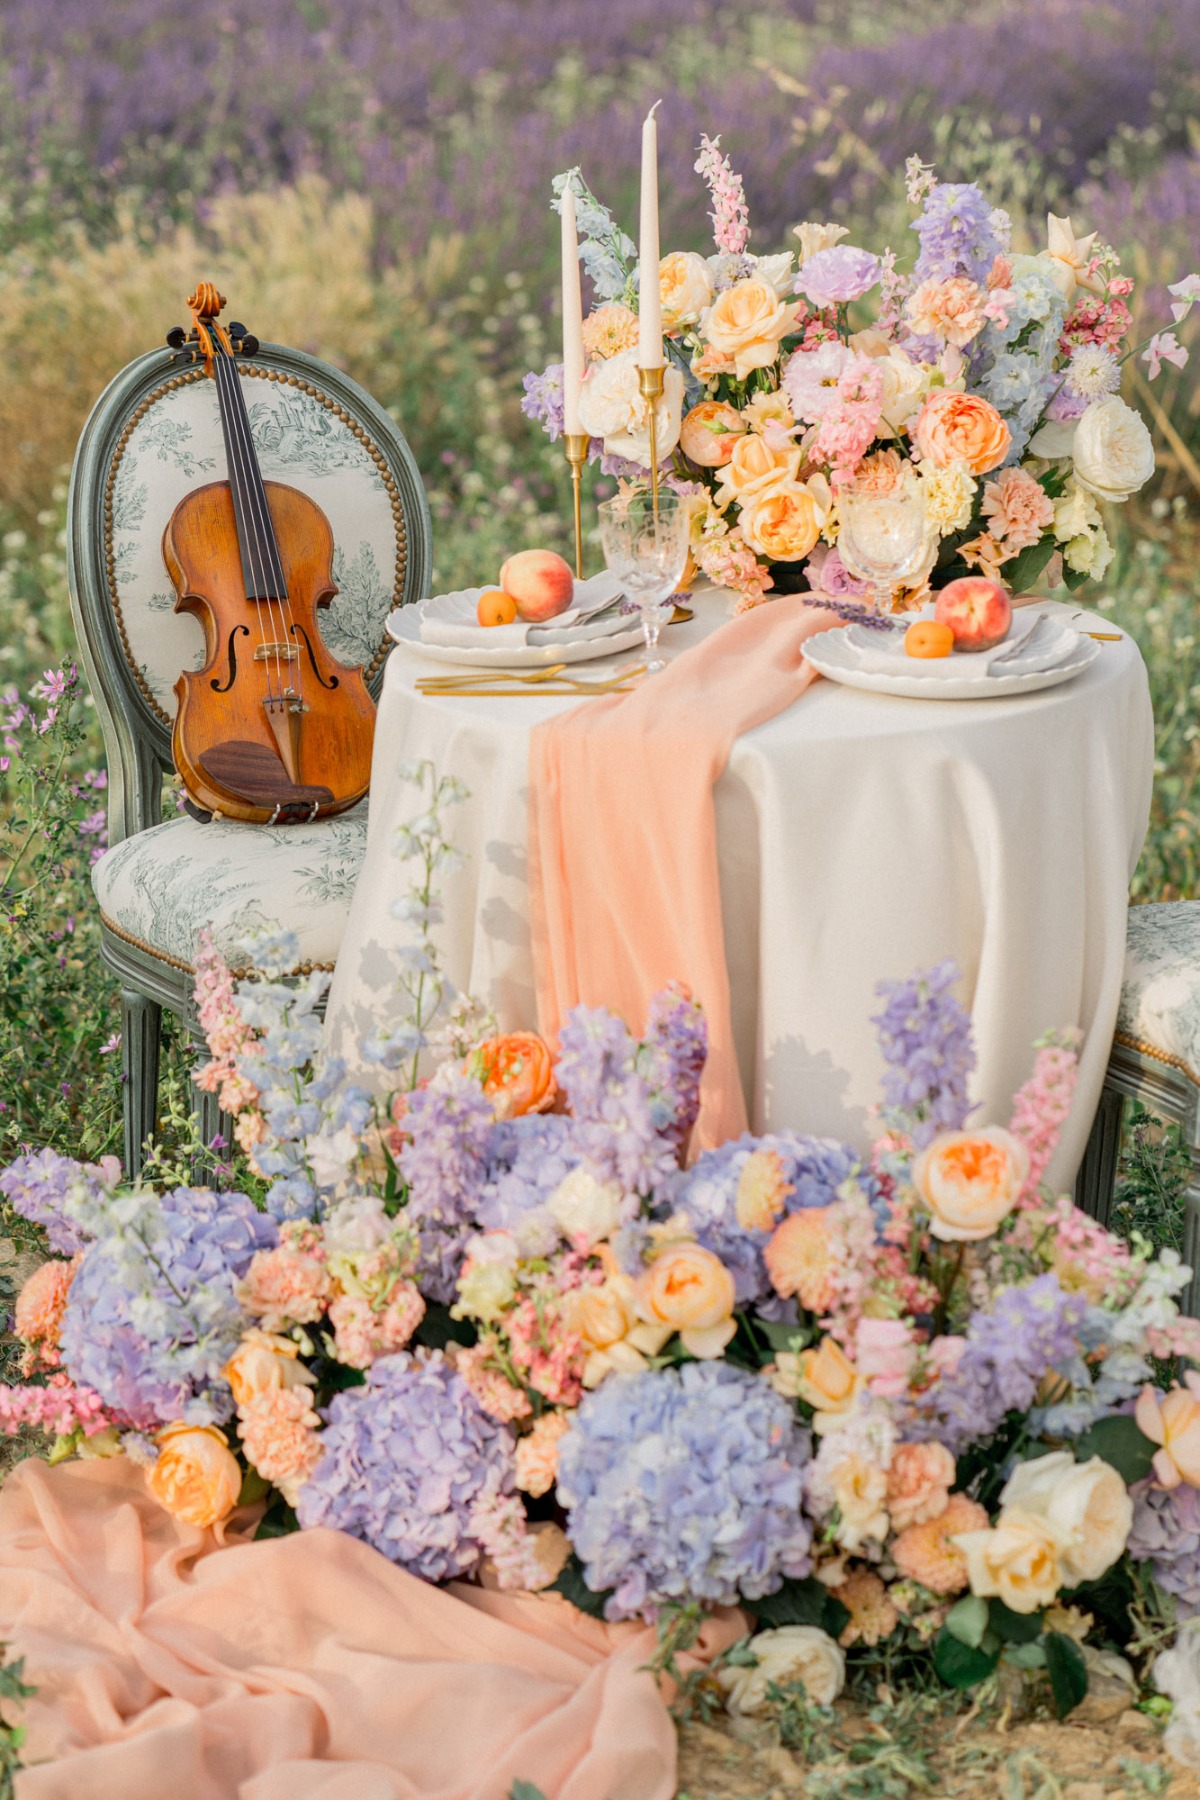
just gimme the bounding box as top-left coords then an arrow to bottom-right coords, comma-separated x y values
669,604 -> 694,624
416,683 -> 638,698
417,666 -> 645,699
1084,631 -> 1123,642
415,664 -> 569,688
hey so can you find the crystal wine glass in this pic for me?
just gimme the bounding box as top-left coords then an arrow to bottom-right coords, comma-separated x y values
836,480 -> 931,614
597,491 -> 689,673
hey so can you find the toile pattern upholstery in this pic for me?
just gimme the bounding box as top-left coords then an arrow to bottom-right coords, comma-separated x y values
69,340 -> 430,1174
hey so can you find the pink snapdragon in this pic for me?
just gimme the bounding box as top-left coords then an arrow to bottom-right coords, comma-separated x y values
1007,1030 -> 1081,1197
0,1372 -> 113,1440
694,134 -> 749,256
696,524 -> 774,610
193,928 -> 262,1114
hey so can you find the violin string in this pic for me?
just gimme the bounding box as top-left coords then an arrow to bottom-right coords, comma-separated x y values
214,347 -> 281,706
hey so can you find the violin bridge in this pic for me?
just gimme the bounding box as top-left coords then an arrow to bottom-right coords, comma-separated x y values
252,643 -> 299,663
263,695 -> 303,783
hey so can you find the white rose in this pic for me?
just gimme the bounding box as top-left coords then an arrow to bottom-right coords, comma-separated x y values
322,1194 -> 392,1257
877,346 -> 934,434
1052,480 -> 1100,544
1028,418 -> 1078,460
1072,395 -> 1155,503
1000,1452 -> 1133,1585
749,251 -> 797,298
548,1167 -> 622,1248
577,350 -> 684,468
718,1626 -> 846,1715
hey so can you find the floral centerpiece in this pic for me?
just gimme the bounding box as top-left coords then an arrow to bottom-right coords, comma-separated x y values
3,766 -> 1200,1724
523,146 -> 1199,612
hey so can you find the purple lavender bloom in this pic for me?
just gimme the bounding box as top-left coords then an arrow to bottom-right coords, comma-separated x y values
796,244 -> 880,307
0,1150 -> 108,1254
555,1003 -> 681,1206
906,1274 -> 1086,1454
676,1132 -> 881,1313
557,1362 -> 813,1619
912,183 -> 1002,285
59,1187 -> 275,1429
1127,1482 -> 1200,1616
399,1068 -> 498,1302
872,961 -> 976,1149
296,1351 -> 516,1582
521,362 -> 565,441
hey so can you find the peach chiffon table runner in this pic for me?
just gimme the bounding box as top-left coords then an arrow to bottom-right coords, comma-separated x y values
324,589 -> 1153,1193
0,1456 -> 742,1800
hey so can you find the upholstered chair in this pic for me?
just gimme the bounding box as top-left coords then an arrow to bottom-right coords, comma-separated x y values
1075,902 -> 1200,1315
67,340 -> 431,1175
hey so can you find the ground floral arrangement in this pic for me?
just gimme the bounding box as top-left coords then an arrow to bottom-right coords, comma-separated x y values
4,766 -> 1200,1764
523,147 -> 1198,611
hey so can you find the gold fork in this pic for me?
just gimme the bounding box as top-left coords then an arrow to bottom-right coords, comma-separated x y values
415,664 -> 569,688
416,666 -> 645,698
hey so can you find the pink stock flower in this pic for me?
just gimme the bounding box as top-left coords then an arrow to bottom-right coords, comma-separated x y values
506,1297 -> 584,1407
886,1442 -> 956,1531
855,1316 -> 916,1398
694,134 -> 750,256
0,1371 -> 113,1441
1007,1031 -> 1081,1197
456,1342 -> 533,1422
696,525 -> 774,608
328,1281 -> 426,1370
192,928 -> 262,1115
237,1385 -> 324,1505
980,466 -> 1055,554
515,1410 -> 571,1497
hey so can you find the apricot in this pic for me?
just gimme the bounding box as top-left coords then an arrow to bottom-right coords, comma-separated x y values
499,548 -> 575,622
477,587 -> 517,628
904,619 -> 955,659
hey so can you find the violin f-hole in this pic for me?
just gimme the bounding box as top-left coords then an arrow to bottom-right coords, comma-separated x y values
211,623 -> 251,693
290,623 -> 339,690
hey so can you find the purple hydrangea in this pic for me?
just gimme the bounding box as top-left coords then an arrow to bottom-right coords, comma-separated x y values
521,362 -> 565,441
912,182 -> 1003,285
676,1132 -> 882,1314
295,1351 -> 516,1581
0,1149 -> 109,1254
796,244 -> 880,307
555,1003 -> 681,1206
558,1362 -> 813,1619
399,1068 -> 498,1302
906,1274 -> 1086,1454
872,960 -> 976,1148
59,1186 -> 275,1429
1126,1482 -> 1200,1616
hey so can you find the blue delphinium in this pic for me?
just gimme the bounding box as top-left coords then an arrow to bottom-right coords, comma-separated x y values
912,182 -> 1004,285
872,960 -> 976,1149
557,1362 -> 813,1619
555,1003 -> 683,1206
58,1186 -> 275,1430
296,1351 -> 516,1582
399,1067 -> 499,1301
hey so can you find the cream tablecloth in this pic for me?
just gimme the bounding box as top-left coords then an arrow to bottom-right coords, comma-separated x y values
324,591 -> 1153,1190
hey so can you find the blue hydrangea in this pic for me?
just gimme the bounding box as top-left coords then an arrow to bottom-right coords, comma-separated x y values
0,1149 -> 102,1254
676,1132 -> 881,1314
872,961 -> 976,1148
296,1352 -> 516,1581
59,1186 -> 275,1429
557,1363 -> 813,1619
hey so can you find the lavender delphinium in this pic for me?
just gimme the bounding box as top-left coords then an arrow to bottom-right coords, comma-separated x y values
557,1362 -> 813,1619
399,1067 -> 498,1302
872,960 -> 976,1148
0,1149 -> 117,1254
555,1003 -> 681,1206
295,1350 -> 517,1581
520,364 -> 566,441
58,1186 -> 276,1429
911,182 -> 1004,286
1127,1482 -> 1200,1617
637,982 -> 707,1156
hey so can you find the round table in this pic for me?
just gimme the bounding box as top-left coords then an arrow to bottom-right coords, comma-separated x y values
325,589 -> 1153,1190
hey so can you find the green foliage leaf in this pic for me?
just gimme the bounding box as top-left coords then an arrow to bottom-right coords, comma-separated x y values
1044,1630 -> 1089,1718
988,1598 -> 1044,1644
751,1576 -> 849,1639
509,1784 -> 549,1800
755,1319 -> 812,1354
237,1466 -> 271,1507
934,1625 -> 999,1690
550,1555 -> 613,1620
1004,1640 -> 1048,1670
415,1302 -> 477,1351
1062,563 -> 1091,590
944,1594 -> 989,1649
1075,1414 -> 1157,1485
253,1498 -> 299,1541
1003,535 -> 1057,596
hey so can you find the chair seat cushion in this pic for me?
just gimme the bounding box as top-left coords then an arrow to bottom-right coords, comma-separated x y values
1118,901 -> 1200,1083
92,802 -> 369,971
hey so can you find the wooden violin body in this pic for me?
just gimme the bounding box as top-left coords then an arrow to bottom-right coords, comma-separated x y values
163,281 -> 377,826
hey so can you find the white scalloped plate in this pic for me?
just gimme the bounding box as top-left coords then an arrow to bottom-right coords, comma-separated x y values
387,601 -> 646,667
803,626 -> 1100,699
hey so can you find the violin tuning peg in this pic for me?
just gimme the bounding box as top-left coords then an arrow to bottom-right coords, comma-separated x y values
165,325 -> 188,349
238,334 -> 260,357
227,322 -> 248,338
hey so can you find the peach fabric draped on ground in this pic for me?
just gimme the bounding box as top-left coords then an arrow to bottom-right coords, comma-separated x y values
529,598 -> 839,1148
0,1457 -> 741,1800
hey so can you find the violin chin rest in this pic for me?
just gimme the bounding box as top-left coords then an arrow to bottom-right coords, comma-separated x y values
198,740 -> 335,811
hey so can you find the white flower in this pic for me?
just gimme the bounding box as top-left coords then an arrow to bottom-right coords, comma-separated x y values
748,251 -> 796,297
322,1194 -> 392,1258
548,1167 -> 623,1248
718,1626 -> 846,1715
577,349 -> 684,467
1072,395 -> 1155,503
1155,1617 -> 1200,1771
1041,213 -> 1103,301
793,221 -> 850,266
1028,418 -> 1079,459
303,1125 -> 359,1192
1065,344 -> 1119,401
659,251 -> 713,331
877,345 -> 936,434
1052,480 -> 1101,544
999,1452 -> 1133,1584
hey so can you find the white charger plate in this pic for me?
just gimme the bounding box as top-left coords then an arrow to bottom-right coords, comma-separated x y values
387,603 -> 646,668
803,625 -> 1100,699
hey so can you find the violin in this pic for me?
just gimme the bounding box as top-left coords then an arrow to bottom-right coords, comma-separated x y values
163,282 -> 376,825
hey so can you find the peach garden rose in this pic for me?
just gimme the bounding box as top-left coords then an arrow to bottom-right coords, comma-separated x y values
679,400 -> 746,467
911,388 -> 1011,475
701,278 -> 797,380
952,1506 -> 1064,1613
912,1126 -> 1030,1242
659,250 -> 713,331
714,432 -> 800,505
738,483 -> 823,562
147,1423 -> 242,1530
1135,1372 -> 1200,1489
636,1242 -> 737,1358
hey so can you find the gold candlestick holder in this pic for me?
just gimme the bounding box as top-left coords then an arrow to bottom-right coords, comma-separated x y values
638,364 -> 665,521
562,431 -> 590,579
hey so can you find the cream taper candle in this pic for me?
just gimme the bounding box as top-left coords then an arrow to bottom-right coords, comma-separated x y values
561,183 -> 585,436
637,103 -> 664,368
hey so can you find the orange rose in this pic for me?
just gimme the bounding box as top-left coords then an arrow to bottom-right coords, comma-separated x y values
637,1243 -> 737,1359
738,483 -> 823,562
911,389 -> 1011,475
680,401 -> 746,467
469,1033 -> 557,1120
702,279 -> 797,380
794,1335 -> 862,1427
146,1423 -> 242,1529
912,1127 -> 1029,1242
224,1329 -> 316,1408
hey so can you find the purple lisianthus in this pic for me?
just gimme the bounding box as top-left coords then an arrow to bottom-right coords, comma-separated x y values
296,1351 -> 516,1582
557,1362 -> 813,1619
872,960 -> 976,1148
399,1068 -> 498,1302
796,245 -> 880,308
1127,1481 -> 1200,1616
58,1186 -> 275,1429
521,362 -> 565,441
0,1149 -> 115,1254
804,541 -> 869,599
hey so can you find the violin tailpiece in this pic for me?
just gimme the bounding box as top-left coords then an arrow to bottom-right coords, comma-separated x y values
198,740 -> 334,812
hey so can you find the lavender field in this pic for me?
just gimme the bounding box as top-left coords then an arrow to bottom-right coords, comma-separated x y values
0,0 -> 1197,1159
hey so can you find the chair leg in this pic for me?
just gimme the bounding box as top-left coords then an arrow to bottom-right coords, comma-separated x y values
1074,1086 -> 1125,1229
120,988 -> 162,1182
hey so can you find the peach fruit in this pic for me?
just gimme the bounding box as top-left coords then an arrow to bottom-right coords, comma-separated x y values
477,587 -> 517,628
933,576 -> 1012,653
499,549 -> 575,623
904,619 -> 955,659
